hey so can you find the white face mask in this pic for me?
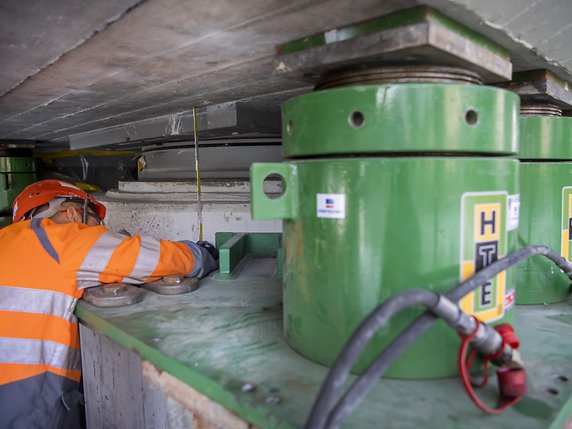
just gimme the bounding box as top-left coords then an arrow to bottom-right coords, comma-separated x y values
29,198 -> 67,220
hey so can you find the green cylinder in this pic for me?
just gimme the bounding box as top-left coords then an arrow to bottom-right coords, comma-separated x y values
0,151 -> 37,227
517,116 -> 572,304
251,84 -> 520,378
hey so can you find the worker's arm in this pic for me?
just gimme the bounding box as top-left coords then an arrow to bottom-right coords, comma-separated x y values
178,240 -> 219,279
58,224 -> 217,289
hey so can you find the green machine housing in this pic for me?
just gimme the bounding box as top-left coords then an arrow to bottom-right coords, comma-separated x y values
517,116 -> 572,304
251,83 -> 520,379
0,151 -> 37,227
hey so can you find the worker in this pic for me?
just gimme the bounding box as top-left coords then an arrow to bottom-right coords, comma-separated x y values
0,180 -> 218,429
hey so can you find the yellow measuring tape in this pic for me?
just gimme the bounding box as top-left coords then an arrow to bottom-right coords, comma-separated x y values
192,107 -> 203,241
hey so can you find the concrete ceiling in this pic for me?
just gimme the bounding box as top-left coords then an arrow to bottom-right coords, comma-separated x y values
0,0 -> 571,147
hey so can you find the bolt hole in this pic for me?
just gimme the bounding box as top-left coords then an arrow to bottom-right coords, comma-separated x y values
555,375 -> 569,382
263,174 -> 286,199
546,387 -> 559,395
349,111 -> 365,128
286,120 -> 293,136
465,109 -> 478,126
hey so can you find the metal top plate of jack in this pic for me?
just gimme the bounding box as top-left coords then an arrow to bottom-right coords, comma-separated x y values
499,69 -> 572,111
275,6 -> 511,83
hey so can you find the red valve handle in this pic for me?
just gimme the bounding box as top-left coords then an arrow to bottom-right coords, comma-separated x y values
458,319 -> 525,414
494,323 -> 520,349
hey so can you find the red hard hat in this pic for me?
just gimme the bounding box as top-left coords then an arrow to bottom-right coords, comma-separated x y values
13,180 -> 106,223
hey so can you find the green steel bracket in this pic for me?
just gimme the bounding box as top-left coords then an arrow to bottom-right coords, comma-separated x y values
250,163 -> 298,220
275,6 -> 511,83
215,232 -> 283,279
218,233 -> 249,277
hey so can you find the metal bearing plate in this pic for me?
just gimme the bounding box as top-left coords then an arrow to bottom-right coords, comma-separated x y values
499,70 -> 572,110
82,283 -> 143,307
142,275 -> 199,295
275,6 -> 511,83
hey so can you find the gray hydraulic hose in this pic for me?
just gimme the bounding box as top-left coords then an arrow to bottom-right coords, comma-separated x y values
325,295 -> 514,429
305,290 -> 440,429
449,245 -> 572,302
308,245 -> 572,429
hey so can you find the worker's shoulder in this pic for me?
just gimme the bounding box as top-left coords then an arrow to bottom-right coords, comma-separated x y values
44,219 -> 109,240
0,219 -> 32,236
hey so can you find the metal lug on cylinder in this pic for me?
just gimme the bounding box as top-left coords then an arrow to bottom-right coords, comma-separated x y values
142,275 -> 199,295
82,283 -> 143,307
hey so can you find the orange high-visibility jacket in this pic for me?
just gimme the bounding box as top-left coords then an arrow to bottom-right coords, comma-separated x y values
0,218 -> 195,428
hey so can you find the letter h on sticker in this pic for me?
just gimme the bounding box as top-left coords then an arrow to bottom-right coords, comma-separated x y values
475,204 -> 500,242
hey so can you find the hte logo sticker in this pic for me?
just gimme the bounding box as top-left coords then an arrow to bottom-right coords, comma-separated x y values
460,192 -> 508,322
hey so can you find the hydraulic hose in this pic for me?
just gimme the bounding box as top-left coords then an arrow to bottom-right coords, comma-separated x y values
306,245 -> 572,429
304,291 -> 440,429
448,245 -> 572,302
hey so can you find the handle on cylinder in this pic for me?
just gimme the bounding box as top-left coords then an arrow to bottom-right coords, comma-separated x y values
250,163 -> 298,220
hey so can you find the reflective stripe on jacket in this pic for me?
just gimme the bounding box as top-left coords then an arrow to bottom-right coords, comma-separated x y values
0,218 -> 195,386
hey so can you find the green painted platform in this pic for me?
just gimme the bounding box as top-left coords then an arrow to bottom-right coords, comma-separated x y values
76,256 -> 572,428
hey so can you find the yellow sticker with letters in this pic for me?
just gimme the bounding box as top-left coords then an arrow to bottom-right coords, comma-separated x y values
460,192 -> 508,323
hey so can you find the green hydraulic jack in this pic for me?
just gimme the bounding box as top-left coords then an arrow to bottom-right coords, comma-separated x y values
502,70 -> 572,304
252,7 -> 519,379
0,149 -> 37,227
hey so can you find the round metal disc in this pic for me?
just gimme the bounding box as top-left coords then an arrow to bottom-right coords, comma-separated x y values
142,276 -> 199,295
315,65 -> 483,90
82,283 -> 143,307
520,103 -> 562,117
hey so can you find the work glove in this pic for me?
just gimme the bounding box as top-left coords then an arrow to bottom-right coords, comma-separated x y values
196,240 -> 219,259
179,240 -> 219,278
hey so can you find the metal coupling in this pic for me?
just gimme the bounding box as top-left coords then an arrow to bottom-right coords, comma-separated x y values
470,323 -> 503,356
431,293 -> 523,369
431,294 -> 464,327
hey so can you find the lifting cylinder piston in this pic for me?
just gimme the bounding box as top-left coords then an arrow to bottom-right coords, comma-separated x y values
517,116 -> 572,304
251,84 -> 519,378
